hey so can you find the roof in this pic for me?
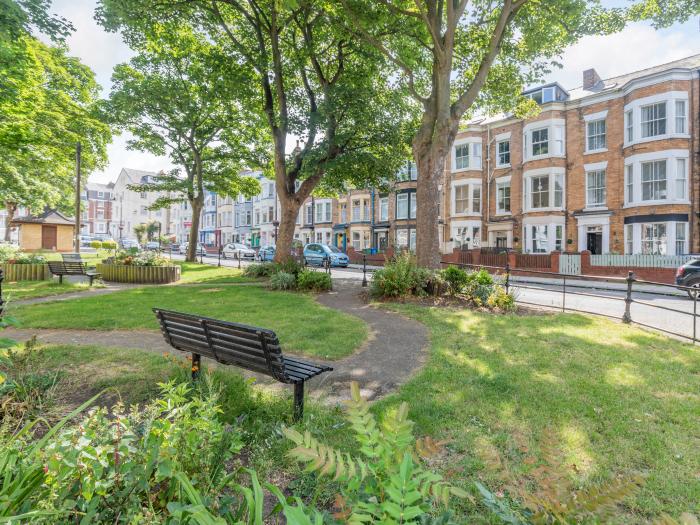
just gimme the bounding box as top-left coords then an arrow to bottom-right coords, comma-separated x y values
11,209 -> 75,226
466,53 -> 700,127
86,181 -> 115,191
567,53 -> 700,101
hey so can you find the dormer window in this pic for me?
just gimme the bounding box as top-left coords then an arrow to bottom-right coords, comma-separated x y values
524,84 -> 567,105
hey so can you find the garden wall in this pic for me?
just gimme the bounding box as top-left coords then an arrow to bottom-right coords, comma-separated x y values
96,264 -> 181,284
0,263 -> 49,281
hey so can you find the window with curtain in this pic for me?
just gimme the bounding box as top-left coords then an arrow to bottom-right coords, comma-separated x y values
641,160 -> 667,201
586,170 -> 606,207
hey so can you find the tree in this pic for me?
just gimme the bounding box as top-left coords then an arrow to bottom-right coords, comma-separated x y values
98,0 -> 413,263
336,0 -> 699,267
104,26 -> 264,262
0,1 -> 110,240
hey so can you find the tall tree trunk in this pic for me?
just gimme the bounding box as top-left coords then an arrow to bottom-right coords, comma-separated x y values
414,143 -> 445,269
274,195 -> 302,263
3,202 -> 16,242
187,196 -> 203,262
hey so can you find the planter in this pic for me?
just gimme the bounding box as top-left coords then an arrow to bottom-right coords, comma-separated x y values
0,263 -> 49,281
96,264 -> 181,284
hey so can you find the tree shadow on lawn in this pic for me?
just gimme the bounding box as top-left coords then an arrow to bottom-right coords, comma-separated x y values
375,306 -> 700,521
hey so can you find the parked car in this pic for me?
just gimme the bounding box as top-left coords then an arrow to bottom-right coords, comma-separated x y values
93,234 -> 114,242
168,243 -> 181,253
303,243 -> 349,267
80,235 -> 94,247
120,238 -> 140,250
676,259 -> 700,298
145,241 -> 160,251
257,246 -> 276,262
182,242 -> 206,256
222,243 -> 255,260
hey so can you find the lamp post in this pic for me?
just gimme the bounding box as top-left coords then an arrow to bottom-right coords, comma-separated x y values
272,219 -> 279,245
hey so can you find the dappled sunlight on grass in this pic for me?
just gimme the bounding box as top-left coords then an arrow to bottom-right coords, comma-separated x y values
375,304 -> 700,521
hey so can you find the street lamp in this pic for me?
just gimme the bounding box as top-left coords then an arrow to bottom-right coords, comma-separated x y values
0,268 -> 4,319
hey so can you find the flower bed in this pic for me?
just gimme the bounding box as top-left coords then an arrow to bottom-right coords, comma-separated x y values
96,263 -> 180,284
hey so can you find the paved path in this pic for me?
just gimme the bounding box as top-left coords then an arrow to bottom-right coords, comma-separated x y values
4,279 -> 429,405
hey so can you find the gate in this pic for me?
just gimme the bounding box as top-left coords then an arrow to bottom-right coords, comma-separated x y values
559,253 -> 581,275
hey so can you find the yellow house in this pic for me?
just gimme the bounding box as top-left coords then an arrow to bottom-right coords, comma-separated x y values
11,210 -> 76,252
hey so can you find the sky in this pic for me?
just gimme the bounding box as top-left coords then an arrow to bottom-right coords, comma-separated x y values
48,0 -> 700,185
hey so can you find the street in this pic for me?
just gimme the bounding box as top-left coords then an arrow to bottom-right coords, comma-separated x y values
166,251 -> 697,343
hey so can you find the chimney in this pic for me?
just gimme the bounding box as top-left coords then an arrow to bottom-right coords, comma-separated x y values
583,68 -> 602,90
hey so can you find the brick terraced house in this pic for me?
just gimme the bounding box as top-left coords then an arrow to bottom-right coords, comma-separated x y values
443,54 -> 700,255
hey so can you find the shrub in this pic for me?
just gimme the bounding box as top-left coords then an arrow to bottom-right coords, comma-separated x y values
487,285 -> 517,312
297,269 -> 332,291
284,382 -> 468,523
269,271 -> 296,290
10,252 -> 46,264
89,240 -> 102,249
441,265 -> 469,295
0,244 -> 19,263
370,251 -> 429,298
243,262 -> 276,278
274,257 -> 303,277
100,240 -> 117,250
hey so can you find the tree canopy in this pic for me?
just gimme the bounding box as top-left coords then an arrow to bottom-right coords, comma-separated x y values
0,0 -> 110,239
98,0 -> 415,261
104,25 -> 264,260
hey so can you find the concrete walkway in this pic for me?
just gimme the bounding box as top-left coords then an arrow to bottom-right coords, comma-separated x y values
5,279 -> 429,404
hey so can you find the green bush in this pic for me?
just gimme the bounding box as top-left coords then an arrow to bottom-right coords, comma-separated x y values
89,240 -> 102,249
296,269 -> 332,291
243,262 -> 276,278
100,240 -> 117,250
269,271 -> 296,290
0,244 -> 19,263
11,252 -> 46,264
441,265 -> 469,295
273,257 -> 303,277
487,285 -> 516,312
370,251 -> 430,298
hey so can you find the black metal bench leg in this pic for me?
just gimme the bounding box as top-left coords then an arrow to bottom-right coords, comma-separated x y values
88,275 -> 93,286
59,275 -> 63,284
191,353 -> 201,381
293,381 -> 304,422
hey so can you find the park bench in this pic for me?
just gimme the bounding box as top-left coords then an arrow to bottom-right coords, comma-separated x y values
47,261 -> 101,286
61,253 -> 84,263
153,308 -> 333,420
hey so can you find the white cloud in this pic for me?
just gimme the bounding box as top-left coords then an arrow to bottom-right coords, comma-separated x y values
90,134 -> 174,184
544,22 -> 700,89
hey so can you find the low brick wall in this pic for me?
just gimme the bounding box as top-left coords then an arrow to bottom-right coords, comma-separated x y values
1,263 -> 49,281
346,248 -> 395,266
96,264 -> 181,284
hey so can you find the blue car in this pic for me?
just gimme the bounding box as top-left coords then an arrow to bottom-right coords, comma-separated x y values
258,245 -> 276,262
303,243 -> 349,267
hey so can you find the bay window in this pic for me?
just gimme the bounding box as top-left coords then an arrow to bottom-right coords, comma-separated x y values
624,92 -> 689,144
524,169 -> 565,211
624,150 -> 689,206
523,119 -> 565,161
351,200 -> 361,221
641,223 -> 667,255
452,223 -> 481,249
452,181 -> 482,216
625,224 -> 633,255
451,139 -> 482,171
395,191 -> 416,220
676,222 -> 688,254
641,102 -> 666,138
523,219 -> 565,254
625,219 -> 688,255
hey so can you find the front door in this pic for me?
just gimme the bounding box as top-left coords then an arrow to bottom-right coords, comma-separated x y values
41,225 -> 57,250
587,231 -> 603,254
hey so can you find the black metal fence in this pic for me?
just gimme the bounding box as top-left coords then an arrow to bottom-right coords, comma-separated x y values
443,261 -> 699,344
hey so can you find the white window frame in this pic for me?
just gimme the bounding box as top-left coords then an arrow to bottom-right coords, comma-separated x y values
496,140 -> 510,167
625,221 -> 688,255
522,216 -> 565,254
675,100 -> 687,134
396,193 -> 409,220
451,137 -> 482,172
522,168 -> 565,212
523,119 -> 565,161
451,221 -> 482,250
451,180 -> 482,217
379,197 -> 389,221
623,149 -> 689,208
585,117 -> 607,153
495,176 -> 511,215
584,161 -> 608,209
623,91 -> 690,146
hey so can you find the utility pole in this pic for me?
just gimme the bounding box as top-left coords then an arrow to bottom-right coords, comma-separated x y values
74,142 -> 82,253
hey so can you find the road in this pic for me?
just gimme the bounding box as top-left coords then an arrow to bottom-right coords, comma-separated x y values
169,252 -> 698,343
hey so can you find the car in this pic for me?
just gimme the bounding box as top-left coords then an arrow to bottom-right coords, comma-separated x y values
145,241 -> 160,251
79,235 -> 94,247
119,238 -> 140,250
182,242 -> 206,256
222,242 -> 255,260
93,234 -> 114,242
257,246 -> 276,262
168,243 -> 181,253
303,243 -> 349,267
675,259 -> 700,298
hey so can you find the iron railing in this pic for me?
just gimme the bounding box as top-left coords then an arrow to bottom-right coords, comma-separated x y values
442,261 -> 699,344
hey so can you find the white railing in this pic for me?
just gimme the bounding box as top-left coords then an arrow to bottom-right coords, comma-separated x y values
559,254 -> 582,275
590,254 -> 697,268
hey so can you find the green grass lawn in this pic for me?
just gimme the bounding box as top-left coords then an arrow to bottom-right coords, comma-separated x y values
174,261 -> 260,284
375,305 -> 700,522
4,280 -> 101,301
12,283 -> 366,360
